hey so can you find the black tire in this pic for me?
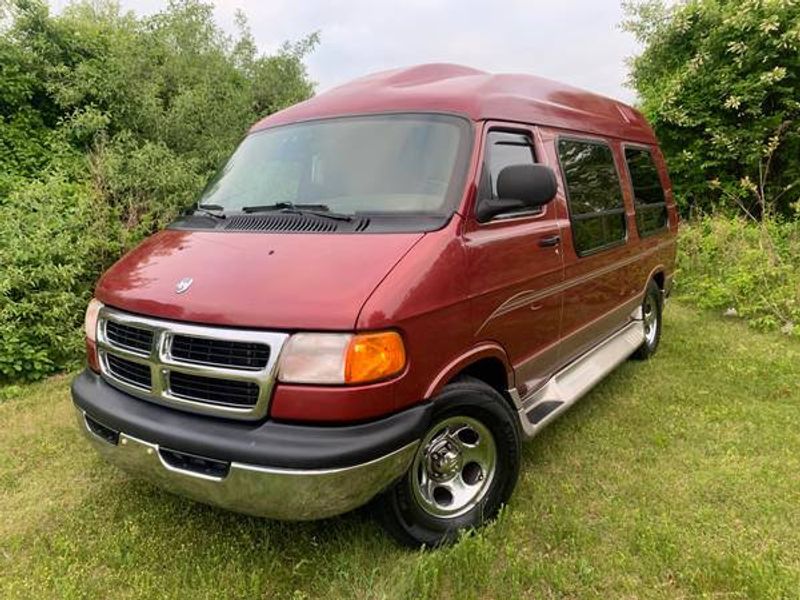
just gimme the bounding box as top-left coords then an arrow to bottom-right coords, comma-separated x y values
377,376 -> 521,548
632,279 -> 663,360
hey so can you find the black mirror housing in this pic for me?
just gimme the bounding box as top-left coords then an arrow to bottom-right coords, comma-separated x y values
497,164 -> 558,207
476,164 -> 558,222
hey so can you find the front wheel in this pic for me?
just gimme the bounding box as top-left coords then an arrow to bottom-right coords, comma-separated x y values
632,279 -> 663,360
377,377 -> 521,547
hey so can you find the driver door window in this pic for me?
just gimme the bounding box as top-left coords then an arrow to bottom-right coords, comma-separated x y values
479,131 -> 539,218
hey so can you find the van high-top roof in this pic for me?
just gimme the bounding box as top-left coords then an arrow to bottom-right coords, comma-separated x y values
251,63 -> 655,144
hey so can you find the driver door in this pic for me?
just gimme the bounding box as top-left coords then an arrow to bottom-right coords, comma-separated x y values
464,124 -> 565,397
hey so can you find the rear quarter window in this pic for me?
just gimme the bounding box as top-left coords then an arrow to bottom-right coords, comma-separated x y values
557,138 -> 626,256
624,147 -> 668,237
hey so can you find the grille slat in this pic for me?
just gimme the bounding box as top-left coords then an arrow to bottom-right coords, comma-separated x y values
106,354 -> 152,390
169,372 -> 259,407
105,321 -> 153,354
170,335 -> 270,370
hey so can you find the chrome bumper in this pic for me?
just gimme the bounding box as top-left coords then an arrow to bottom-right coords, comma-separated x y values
76,408 -> 418,520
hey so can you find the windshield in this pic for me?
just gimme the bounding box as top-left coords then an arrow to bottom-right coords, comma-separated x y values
198,114 -> 471,217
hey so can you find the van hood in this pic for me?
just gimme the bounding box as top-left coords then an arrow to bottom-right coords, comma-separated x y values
96,229 -> 424,330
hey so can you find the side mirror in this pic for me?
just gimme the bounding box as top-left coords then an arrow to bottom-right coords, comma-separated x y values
476,164 -> 558,222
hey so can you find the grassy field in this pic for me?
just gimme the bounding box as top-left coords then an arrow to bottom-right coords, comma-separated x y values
1,302 -> 799,599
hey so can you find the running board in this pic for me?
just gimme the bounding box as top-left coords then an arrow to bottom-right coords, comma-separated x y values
515,320 -> 645,438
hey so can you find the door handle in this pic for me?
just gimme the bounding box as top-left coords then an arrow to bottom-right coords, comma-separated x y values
538,235 -> 561,248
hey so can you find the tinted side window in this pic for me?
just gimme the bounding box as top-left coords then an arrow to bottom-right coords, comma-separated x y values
558,139 -> 626,255
625,147 -> 668,237
479,131 -> 537,216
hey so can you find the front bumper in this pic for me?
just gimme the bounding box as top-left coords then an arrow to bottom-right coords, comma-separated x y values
72,370 -> 429,520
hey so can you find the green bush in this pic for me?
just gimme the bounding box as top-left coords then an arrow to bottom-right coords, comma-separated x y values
90,134 -> 205,240
676,215 -> 800,334
0,0 -> 317,382
0,174 -> 121,380
623,0 -> 800,217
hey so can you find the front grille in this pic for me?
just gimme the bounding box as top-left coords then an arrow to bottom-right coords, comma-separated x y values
106,354 -> 152,390
171,335 -> 269,370
96,308 -> 288,420
106,321 -> 153,354
169,372 -> 259,407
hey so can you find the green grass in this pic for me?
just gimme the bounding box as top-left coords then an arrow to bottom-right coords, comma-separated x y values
1,302 -> 799,599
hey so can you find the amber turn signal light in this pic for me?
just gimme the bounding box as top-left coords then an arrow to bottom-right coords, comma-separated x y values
344,331 -> 406,384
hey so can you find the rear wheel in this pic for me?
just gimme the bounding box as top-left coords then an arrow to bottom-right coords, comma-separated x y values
632,279 -> 663,360
377,377 -> 520,547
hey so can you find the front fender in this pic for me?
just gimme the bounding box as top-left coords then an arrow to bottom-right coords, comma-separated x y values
424,342 -> 514,399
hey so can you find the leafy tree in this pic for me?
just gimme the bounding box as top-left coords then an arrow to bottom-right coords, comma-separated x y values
623,0 -> 800,218
0,0 -> 317,381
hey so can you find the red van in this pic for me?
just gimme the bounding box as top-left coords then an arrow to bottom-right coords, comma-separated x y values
73,64 -> 677,546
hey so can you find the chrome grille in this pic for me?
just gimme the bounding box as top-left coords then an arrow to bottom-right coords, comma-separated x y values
168,371 -> 260,407
105,354 -> 152,390
105,320 -> 154,354
170,335 -> 269,370
95,307 -> 288,420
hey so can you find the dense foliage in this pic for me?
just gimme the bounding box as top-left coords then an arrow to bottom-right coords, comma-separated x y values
623,0 -> 800,217
0,0 -> 317,381
678,216 -> 800,334
624,0 -> 800,335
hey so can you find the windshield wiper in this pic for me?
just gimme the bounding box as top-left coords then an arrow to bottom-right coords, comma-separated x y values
241,202 -> 352,222
194,204 -> 226,219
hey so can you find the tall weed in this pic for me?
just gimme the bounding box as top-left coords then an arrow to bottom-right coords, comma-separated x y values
677,216 -> 800,335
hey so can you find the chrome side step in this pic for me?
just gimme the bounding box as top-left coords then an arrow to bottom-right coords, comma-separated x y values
514,320 -> 645,438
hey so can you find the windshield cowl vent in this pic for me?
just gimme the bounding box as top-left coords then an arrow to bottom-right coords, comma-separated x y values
170,212 -> 449,233
223,214 -> 371,234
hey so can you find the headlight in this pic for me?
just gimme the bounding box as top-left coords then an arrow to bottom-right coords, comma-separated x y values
84,298 -> 104,342
278,331 -> 406,385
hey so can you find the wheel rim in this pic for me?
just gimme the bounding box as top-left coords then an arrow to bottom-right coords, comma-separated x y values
643,292 -> 658,346
410,415 -> 497,519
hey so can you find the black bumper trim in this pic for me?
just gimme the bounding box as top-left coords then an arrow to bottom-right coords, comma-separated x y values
71,370 -> 431,470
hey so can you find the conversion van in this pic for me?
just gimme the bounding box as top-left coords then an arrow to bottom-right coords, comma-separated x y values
72,64 -> 678,546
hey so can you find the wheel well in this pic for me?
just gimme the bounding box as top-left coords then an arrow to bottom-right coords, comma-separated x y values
449,358 -> 510,398
652,271 -> 665,291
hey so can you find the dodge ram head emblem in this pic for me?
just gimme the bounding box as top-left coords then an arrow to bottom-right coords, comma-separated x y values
175,277 -> 193,294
